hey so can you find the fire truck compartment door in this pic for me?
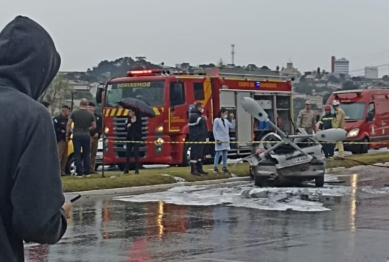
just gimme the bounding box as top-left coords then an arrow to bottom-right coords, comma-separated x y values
220,90 -> 236,108
236,91 -> 252,147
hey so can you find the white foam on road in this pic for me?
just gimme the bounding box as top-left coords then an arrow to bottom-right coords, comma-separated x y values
361,186 -> 389,194
114,175 -> 354,212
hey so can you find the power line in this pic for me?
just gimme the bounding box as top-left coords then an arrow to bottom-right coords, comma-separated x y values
349,63 -> 389,73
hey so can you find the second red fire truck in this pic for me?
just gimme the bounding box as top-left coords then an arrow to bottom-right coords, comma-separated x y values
96,68 -> 294,170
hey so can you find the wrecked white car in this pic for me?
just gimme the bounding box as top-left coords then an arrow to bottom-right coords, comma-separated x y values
239,97 -> 347,188
248,129 -> 325,187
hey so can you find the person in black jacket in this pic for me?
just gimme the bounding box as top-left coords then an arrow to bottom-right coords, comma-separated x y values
122,108 -> 143,175
0,16 -> 70,262
318,105 -> 335,159
53,105 -> 70,176
188,102 -> 208,176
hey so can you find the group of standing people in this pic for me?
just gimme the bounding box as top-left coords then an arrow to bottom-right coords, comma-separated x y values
297,99 -> 345,159
188,102 -> 235,176
53,98 -> 102,177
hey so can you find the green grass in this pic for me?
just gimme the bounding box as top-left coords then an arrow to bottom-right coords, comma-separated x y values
62,164 -> 248,192
325,152 -> 389,169
62,152 -> 389,192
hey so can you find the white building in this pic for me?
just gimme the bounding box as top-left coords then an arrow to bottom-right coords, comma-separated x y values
365,66 -> 378,79
280,61 -> 301,77
334,58 -> 349,75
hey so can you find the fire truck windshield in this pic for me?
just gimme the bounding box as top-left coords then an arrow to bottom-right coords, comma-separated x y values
106,81 -> 164,106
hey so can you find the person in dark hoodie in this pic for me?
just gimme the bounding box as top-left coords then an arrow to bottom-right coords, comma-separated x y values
0,16 -> 70,262
188,102 -> 208,176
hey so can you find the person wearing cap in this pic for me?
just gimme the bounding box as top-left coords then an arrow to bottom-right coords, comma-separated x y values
318,105 -> 335,159
53,105 -> 71,176
87,101 -> 102,174
331,100 -> 345,158
297,100 -> 316,134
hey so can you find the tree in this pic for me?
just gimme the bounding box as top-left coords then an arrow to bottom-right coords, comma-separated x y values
328,75 -> 339,84
217,59 -> 225,68
40,74 -> 72,115
261,66 -> 270,70
317,67 -> 321,75
383,75 -> 389,81
84,57 -> 161,82
276,66 -> 280,71
246,64 -> 257,70
135,56 -> 146,61
322,93 -> 331,105
294,82 -> 312,95
199,63 -> 216,68
343,81 -> 358,90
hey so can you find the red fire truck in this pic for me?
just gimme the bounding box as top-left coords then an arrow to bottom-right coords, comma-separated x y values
96,68 -> 294,170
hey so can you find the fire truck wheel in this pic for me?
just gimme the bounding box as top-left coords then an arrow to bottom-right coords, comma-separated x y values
117,163 -> 126,171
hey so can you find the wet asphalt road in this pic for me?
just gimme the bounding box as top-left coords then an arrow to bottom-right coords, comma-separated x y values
25,168 -> 389,262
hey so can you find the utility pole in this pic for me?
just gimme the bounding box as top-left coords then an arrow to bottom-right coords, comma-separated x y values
231,44 -> 235,66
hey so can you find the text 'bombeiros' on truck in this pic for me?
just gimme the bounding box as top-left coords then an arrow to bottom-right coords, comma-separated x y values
95,67 -> 295,170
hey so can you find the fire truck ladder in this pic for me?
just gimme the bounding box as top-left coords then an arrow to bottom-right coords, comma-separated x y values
205,68 -> 293,81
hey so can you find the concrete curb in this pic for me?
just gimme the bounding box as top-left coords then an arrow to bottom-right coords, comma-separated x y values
79,176 -> 251,197
77,162 -> 385,197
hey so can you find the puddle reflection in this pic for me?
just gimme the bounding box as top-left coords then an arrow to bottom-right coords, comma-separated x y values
24,184 -> 364,262
349,174 -> 358,232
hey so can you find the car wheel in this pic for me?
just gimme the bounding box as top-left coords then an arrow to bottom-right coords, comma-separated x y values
254,175 -> 267,187
315,175 -> 324,187
65,155 -> 76,176
253,166 -> 268,187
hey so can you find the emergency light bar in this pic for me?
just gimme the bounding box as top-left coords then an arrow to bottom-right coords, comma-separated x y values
127,69 -> 171,77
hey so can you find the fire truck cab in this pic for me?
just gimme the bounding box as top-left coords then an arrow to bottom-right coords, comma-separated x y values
96,68 -> 294,169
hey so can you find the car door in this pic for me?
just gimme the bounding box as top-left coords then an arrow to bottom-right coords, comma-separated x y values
367,102 -> 379,141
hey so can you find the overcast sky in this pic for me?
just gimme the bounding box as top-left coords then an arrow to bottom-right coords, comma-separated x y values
2,0 -> 389,76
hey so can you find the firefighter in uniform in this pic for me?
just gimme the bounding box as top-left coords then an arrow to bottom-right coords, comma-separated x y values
331,100 -> 345,158
297,100 -> 316,134
318,105 -> 335,159
88,102 -> 102,174
188,102 -> 208,176
53,105 -> 70,176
